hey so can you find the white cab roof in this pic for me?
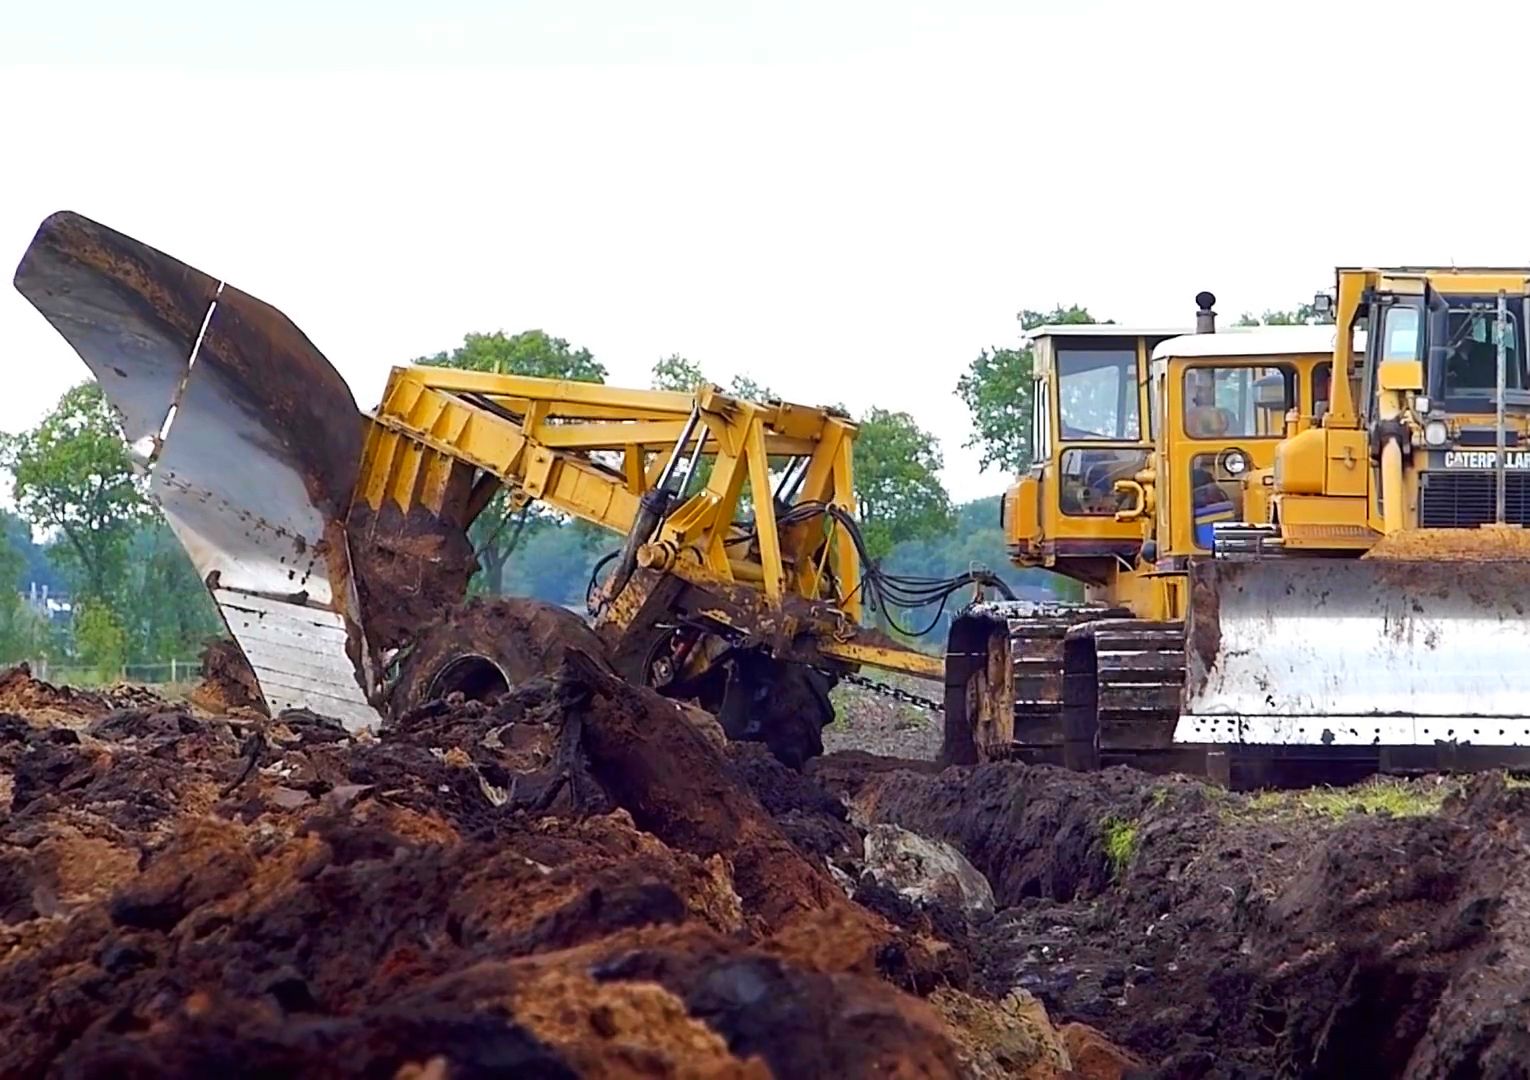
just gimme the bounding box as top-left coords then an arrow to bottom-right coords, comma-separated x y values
1026,324 -> 1191,343
1151,325 -> 1348,360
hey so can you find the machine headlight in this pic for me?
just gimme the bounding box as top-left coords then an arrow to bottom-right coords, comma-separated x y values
1424,419 -> 1449,447
1219,448 -> 1251,476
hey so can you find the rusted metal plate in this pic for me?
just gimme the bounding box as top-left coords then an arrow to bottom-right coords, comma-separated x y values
1181,557 -> 1530,745
13,211 -> 219,444
14,211 -> 382,729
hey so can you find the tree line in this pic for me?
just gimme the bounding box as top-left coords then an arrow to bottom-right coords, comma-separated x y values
1,302 -> 1324,676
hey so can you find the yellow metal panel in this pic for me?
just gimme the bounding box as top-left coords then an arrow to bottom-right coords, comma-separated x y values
1272,494 -> 1376,549
1377,359 -> 1423,392
522,446 -> 555,498
1407,272 -> 1529,296
418,449 -> 456,515
409,369 -> 700,414
475,398 -> 683,422
820,640 -> 945,679
1324,429 -> 1369,497
623,447 -> 646,494
831,432 -> 860,622
743,417 -> 784,601
702,449 -> 749,577
1274,427 -> 1327,495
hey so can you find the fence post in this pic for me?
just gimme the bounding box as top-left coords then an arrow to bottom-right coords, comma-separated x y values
170,658 -> 177,683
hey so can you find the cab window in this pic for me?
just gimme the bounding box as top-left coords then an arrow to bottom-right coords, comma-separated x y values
1312,362 -> 1332,422
1059,447 -> 1150,516
1181,366 -> 1295,439
1057,348 -> 1140,441
1442,307 -> 1524,394
1383,305 -> 1421,361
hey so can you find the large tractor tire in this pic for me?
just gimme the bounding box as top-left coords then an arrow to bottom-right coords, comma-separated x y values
390,597 -> 613,717
391,597 -> 832,769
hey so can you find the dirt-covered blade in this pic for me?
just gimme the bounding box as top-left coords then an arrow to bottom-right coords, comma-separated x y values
13,211 -> 382,728
1179,556 -> 1530,747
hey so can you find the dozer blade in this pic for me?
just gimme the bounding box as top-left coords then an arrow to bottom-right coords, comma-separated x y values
1180,552 -> 1530,749
13,212 -> 383,728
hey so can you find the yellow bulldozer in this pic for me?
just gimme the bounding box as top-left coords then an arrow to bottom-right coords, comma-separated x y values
953,276 -> 1530,784
15,211 -> 1530,784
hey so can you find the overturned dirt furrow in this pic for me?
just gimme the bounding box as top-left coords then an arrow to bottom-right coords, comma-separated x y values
0,650 -> 1048,1079
830,757 -> 1530,1078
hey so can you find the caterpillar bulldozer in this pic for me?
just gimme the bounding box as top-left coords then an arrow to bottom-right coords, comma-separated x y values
13,211 -> 999,767
949,276 -> 1530,785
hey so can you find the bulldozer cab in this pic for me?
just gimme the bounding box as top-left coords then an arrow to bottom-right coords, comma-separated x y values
1004,326 -> 1183,584
1355,271 -> 1530,532
1149,329 -> 1333,558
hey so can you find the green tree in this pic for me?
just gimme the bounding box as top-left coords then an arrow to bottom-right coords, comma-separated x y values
853,408 -> 954,560
1235,303 -> 1333,327
652,354 -> 707,392
73,600 -> 127,682
957,305 -> 1102,473
728,375 -> 777,402
502,519 -> 608,607
122,523 -> 225,663
650,356 -> 777,403
5,383 -> 148,605
0,527 -> 49,663
412,331 -> 607,594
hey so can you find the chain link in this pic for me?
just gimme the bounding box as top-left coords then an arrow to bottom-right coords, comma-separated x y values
837,670 -> 944,713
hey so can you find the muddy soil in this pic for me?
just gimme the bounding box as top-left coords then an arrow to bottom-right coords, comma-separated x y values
346,502 -> 479,653
827,757 -> 1530,1078
0,647 -> 1102,1079
189,638 -> 268,715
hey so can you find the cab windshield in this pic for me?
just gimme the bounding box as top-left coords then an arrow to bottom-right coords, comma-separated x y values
1420,297 -> 1529,404
1056,347 -> 1140,440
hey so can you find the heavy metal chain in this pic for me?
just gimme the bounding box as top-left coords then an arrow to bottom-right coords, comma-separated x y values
837,670 -> 944,713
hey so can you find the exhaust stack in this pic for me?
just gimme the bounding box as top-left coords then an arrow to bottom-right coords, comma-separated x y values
1195,291 -> 1217,334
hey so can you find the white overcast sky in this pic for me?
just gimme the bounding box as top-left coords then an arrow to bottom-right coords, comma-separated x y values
5,0 -> 1530,501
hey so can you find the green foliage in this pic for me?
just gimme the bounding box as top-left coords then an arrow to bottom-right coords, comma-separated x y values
1101,816 -> 1140,879
1019,305 -> 1102,333
1,511 -> 64,593
413,330 -> 607,594
4,383 -> 149,605
853,408 -> 954,561
122,523 -> 224,661
649,355 -> 776,403
728,374 -> 777,403
73,600 -> 127,682
651,354 -> 707,392
502,519 -> 607,607
1234,303 -> 1334,327
414,329 -> 607,382
0,529 -> 49,663
957,305 -> 1102,473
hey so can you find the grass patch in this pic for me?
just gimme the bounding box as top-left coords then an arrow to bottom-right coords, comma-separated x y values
1505,773 -> 1530,791
1243,778 -> 1451,821
1101,816 -> 1139,879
